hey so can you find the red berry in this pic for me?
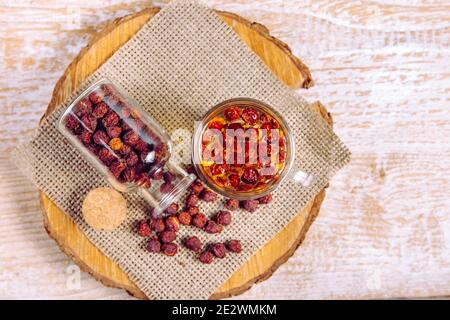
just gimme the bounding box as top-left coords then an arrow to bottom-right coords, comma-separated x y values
161,243 -> 178,256
89,90 -> 104,104
135,173 -> 151,188
192,214 -> 207,228
200,189 -> 218,202
185,194 -> 199,207
204,220 -> 223,234
226,240 -> 242,253
224,106 -> 241,121
178,211 -> 192,225
240,199 -> 259,213
257,194 -> 273,204
151,218 -> 165,233
164,203 -> 179,216
136,220 -> 151,237
187,206 -> 199,216
146,237 -> 161,253
81,114 -> 97,131
165,215 -> 180,232
242,168 -> 259,185
92,130 -> 109,146
211,164 -> 226,176
75,98 -> 93,116
122,130 -> 139,146
190,180 -> 204,195
92,102 -> 109,118
228,174 -> 240,187
106,125 -> 122,138
159,230 -> 176,243
199,251 -> 214,264
125,151 -> 139,167
209,243 -> 227,258
79,130 -> 92,145
183,236 -> 202,253
241,108 -> 259,125
208,120 -> 225,130
225,199 -> 239,211
214,210 -> 232,226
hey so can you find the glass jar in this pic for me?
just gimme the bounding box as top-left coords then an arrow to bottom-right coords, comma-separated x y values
58,78 -> 195,216
192,98 -> 314,200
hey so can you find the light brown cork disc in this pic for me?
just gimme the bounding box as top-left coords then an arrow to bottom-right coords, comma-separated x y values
39,7 -> 331,299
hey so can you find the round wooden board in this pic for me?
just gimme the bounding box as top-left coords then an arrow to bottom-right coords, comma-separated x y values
39,7 -> 331,299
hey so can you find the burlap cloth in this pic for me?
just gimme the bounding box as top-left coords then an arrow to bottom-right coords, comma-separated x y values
14,0 -> 350,299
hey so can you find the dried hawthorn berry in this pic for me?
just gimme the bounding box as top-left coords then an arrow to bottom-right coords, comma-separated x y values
125,151 -> 139,167
122,130 -> 139,146
161,243 -> 178,256
163,172 -> 176,183
185,194 -> 199,207
75,98 -> 93,116
178,211 -> 191,225
192,214 -> 207,228
183,236 -> 202,253
135,173 -> 151,188
224,106 -> 241,121
257,194 -> 273,204
65,114 -> 81,131
89,90 -> 104,104
102,110 -> 119,127
81,114 -> 97,131
226,240 -> 242,253
187,206 -> 199,216
151,218 -> 165,233
98,147 -> 115,165
242,168 -> 259,185
214,210 -> 232,226
209,243 -> 227,258
106,125 -> 122,138
146,237 -> 161,253
204,220 -> 223,234
80,130 -> 92,145
136,220 -> 151,237
122,167 -> 136,182
200,189 -> 217,202
93,130 -> 109,145
241,107 -> 259,125
211,164 -> 226,176
92,102 -> 108,118
164,203 -> 179,216
165,215 -> 180,232
160,182 -> 174,194
199,251 -> 214,264
134,139 -> 148,152
159,231 -> 176,243
108,138 -> 123,151
151,169 -> 164,180
119,143 -> 132,156
240,199 -> 259,213
109,160 -> 126,178
229,174 -> 240,188
190,180 -> 204,195
225,199 -> 239,211
100,83 -> 115,96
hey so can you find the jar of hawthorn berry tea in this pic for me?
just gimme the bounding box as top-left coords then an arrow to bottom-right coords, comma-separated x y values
192,98 -> 314,200
58,78 -> 195,216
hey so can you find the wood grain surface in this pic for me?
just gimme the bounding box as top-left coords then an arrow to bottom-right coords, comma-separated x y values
39,7 -> 325,300
1,0 -> 449,299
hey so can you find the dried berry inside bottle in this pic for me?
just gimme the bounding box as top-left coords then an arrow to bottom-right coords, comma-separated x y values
62,82 -> 169,187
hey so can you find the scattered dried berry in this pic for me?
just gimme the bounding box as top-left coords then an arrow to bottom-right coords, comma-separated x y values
109,160 -> 126,178
108,137 -> 123,151
93,130 -> 109,146
178,211 -> 191,225
136,220 -> 151,237
98,147 -> 115,165
146,237 -> 161,253
200,189 -> 217,202
164,203 -> 179,216
257,194 -> 273,204
214,210 -> 232,226
160,182 -> 174,194
92,102 -> 108,118
192,214 -> 207,228
122,130 -> 139,146
183,236 -> 202,253
209,243 -> 227,258
65,114 -> 81,131
159,230 -> 176,243
198,251 -> 214,264
102,110 -> 119,127
161,243 -> 178,256
204,220 -> 223,234
240,199 -> 259,213
185,194 -> 199,207
226,240 -> 242,253
151,218 -> 165,233
187,206 -> 199,216
80,130 -> 92,145
225,199 -> 239,211
190,180 -> 204,195
228,174 -> 240,188
165,215 -> 180,232
106,126 -> 122,138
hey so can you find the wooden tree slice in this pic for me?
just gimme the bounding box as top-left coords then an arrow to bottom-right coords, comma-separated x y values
39,7 -> 330,299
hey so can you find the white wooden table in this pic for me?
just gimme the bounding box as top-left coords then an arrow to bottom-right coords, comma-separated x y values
0,0 -> 449,299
